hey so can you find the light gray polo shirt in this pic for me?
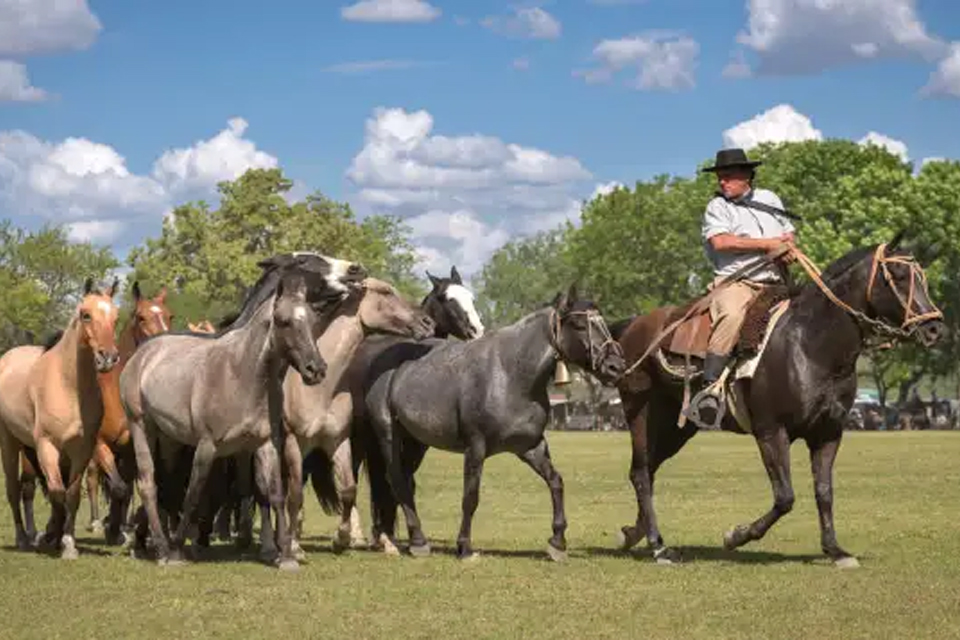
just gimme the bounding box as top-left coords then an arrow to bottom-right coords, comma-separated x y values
701,188 -> 795,283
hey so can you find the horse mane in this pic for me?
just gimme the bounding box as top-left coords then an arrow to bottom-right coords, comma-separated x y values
608,316 -> 638,341
41,330 -> 65,351
818,245 -> 877,283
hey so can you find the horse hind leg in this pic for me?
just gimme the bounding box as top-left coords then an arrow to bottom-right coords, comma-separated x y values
168,438 -> 217,562
723,427 -> 795,552
518,438 -> 567,562
254,440 -> 299,571
85,457 -> 102,534
330,438 -> 361,553
808,434 -> 858,568
1,438 -> 30,550
18,450 -> 37,543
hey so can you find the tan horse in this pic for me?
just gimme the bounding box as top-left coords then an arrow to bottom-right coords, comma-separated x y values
282,277 -> 435,557
0,278 -> 120,557
188,320 -> 216,334
84,282 -> 173,537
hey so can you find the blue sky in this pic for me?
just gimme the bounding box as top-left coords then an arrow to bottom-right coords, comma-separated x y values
1,0 -> 958,277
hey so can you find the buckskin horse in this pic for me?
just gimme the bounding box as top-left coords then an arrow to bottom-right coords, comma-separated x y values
611,232 -> 944,568
358,284 -> 625,561
119,253 -> 364,570
0,277 -> 122,558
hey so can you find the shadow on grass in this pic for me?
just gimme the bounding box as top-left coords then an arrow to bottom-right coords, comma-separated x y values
581,544 -> 823,565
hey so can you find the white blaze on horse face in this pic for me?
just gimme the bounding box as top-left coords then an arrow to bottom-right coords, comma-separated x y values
292,304 -> 308,322
325,257 -> 356,293
446,284 -> 485,337
150,305 -> 169,332
97,300 -> 114,317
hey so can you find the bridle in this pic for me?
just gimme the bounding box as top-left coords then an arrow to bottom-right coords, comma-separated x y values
549,307 -> 623,372
793,243 -> 943,341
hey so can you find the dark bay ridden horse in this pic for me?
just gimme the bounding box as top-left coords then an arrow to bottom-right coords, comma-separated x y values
120,253 -> 365,569
612,233 -> 944,567
357,285 -> 626,560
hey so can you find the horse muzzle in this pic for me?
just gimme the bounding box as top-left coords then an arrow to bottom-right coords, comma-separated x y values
915,318 -> 946,347
299,357 -> 327,386
595,348 -> 627,386
412,315 -> 436,340
95,349 -> 120,373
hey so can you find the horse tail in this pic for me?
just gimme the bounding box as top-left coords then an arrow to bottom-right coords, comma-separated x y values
350,415 -> 396,535
303,448 -> 341,515
608,316 -> 637,342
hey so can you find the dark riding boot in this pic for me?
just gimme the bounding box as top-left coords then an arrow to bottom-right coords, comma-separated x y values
684,352 -> 731,430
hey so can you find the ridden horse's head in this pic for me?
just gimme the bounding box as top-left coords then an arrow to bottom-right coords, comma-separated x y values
355,277 -> 436,339
421,265 -> 485,340
273,272 -> 327,386
78,277 -> 122,373
549,283 -> 626,385
130,281 -> 174,344
851,230 -> 945,347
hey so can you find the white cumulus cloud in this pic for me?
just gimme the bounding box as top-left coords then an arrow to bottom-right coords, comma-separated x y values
0,61 -> 48,102
733,0 -> 948,76
578,32 -> 699,91
482,6 -> 562,40
722,104 -> 823,150
340,0 -> 440,23
0,118 -> 279,247
346,107 -> 594,278
0,0 -> 102,56
923,43 -> 960,98
858,131 -> 910,161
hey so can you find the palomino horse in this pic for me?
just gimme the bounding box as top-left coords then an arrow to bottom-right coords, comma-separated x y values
84,281 -> 174,540
119,253 -> 364,569
0,277 -> 121,558
282,277 -> 435,558
611,232 -> 944,567
188,320 -> 216,334
358,285 -> 625,560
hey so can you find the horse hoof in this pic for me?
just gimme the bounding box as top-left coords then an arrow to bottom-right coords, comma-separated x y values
617,526 -> 641,551
408,543 -> 431,558
157,557 -> 186,567
723,527 -> 746,551
835,556 -> 860,569
61,547 -> 79,561
350,535 -> 368,549
652,546 -> 679,565
459,551 -> 482,563
291,543 -> 307,562
277,559 -> 300,573
88,521 -> 104,535
377,534 -> 400,557
546,544 -> 568,563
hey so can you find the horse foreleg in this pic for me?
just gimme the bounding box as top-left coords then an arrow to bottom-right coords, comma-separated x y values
128,417 -> 171,563
517,437 -> 567,562
809,434 -> 858,568
723,427 -> 794,550
85,456 -> 102,533
34,436 -> 67,550
1,438 -> 29,550
330,438 -> 360,553
233,452 -> 255,550
59,452 -> 91,561
282,435 -> 305,561
255,441 -> 298,571
169,438 -> 216,561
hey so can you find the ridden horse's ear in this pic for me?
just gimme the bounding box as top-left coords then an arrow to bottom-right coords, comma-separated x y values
916,242 -> 941,267
888,229 -> 907,251
83,277 -> 94,295
566,282 -> 580,305
156,286 -> 168,303
450,265 -> 463,285
426,271 -> 442,289
132,281 -> 142,301
108,277 -> 120,298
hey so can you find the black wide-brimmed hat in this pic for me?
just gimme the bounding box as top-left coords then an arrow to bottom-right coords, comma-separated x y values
701,148 -> 763,173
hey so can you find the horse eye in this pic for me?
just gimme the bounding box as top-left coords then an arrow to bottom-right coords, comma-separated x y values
81,312 -> 92,323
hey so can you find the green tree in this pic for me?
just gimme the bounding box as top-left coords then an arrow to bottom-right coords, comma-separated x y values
0,222 -> 119,352
474,228 -> 577,328
126,168 -> 425,327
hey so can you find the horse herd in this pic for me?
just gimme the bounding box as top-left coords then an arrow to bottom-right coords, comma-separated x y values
0,232 -> 947,571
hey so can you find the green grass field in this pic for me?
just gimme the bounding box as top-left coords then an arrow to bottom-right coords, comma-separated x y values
1,431 -> 959,639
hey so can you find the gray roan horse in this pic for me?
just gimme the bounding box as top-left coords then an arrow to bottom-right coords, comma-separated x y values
119,252 -> 364,569
298,265 -> 485,554
358,284 -> 626,560
282,277 -> 436,559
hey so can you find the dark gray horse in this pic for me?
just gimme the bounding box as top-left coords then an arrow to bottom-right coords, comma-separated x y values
359,284 -> 626,561
120,252 -> 364,570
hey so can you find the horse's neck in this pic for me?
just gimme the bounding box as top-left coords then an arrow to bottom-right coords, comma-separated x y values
54,321 -> 100,399
117,319 -> 140,367
311,313 -> 365,399
421,297 -> 448,338
792,266 -> 870,372
505,310 -> 557,397
230,298 -> 282,388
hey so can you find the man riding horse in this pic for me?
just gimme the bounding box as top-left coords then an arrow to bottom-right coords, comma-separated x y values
689,148 -> 799,420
